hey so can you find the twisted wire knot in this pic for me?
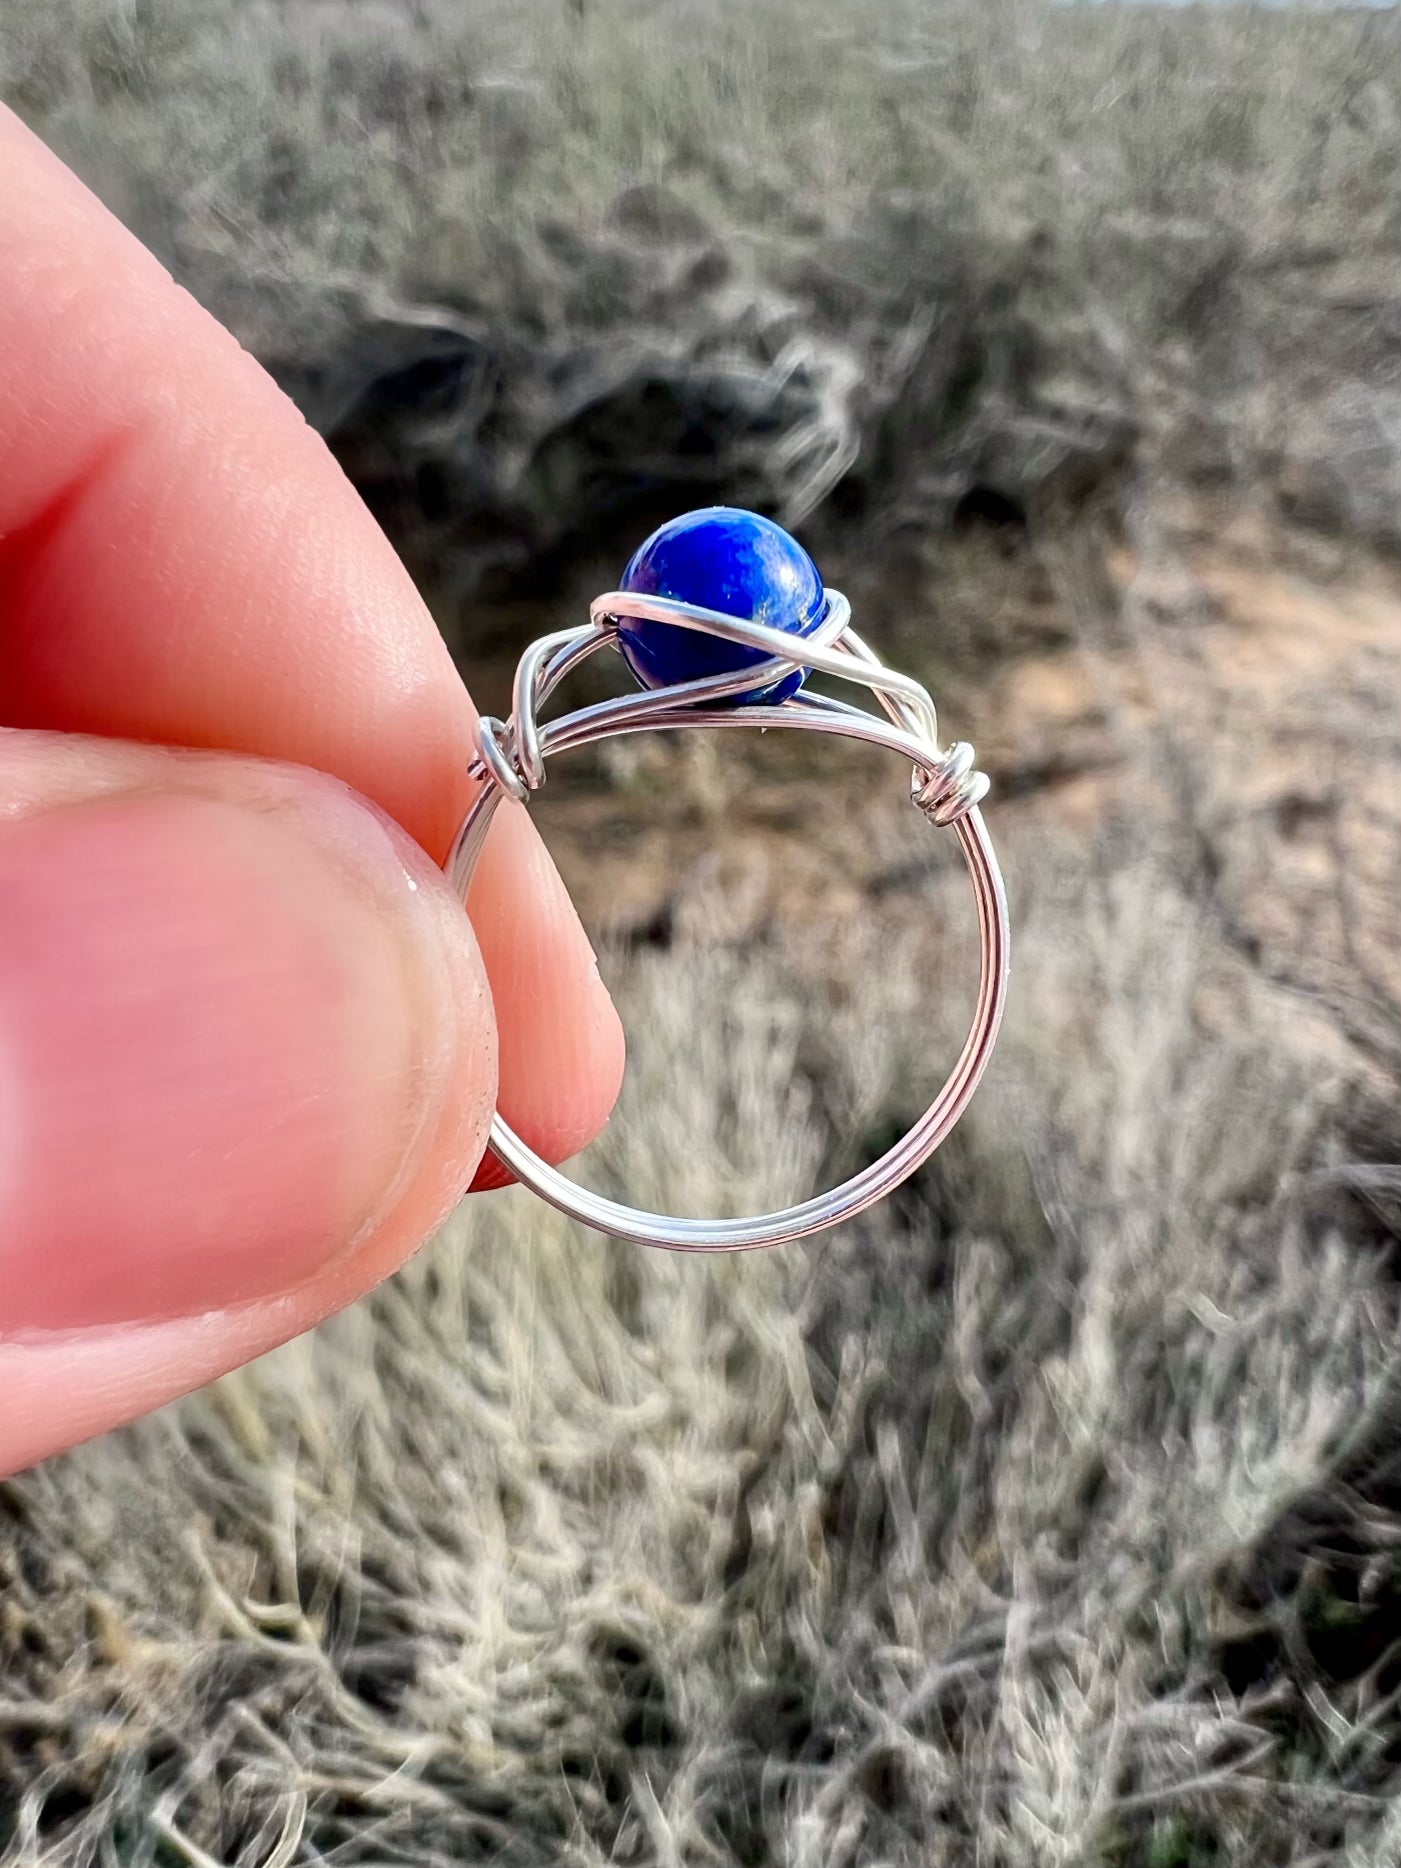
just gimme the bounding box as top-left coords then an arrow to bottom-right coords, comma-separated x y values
912,742 -> 991,828
472,715 -> 540,805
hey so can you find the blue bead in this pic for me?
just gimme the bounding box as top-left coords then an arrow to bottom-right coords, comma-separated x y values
613,507 -> 826,706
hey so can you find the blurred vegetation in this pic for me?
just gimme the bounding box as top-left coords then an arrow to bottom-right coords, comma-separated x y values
4,0 -> 1400,618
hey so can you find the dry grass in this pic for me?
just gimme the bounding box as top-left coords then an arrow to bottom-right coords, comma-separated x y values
4,0 -> 1400,589
4,4 -> 1401,1864
4,800 -> 1401,1865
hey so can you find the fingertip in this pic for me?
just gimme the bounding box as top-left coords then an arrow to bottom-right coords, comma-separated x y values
466,803 -> 626,1190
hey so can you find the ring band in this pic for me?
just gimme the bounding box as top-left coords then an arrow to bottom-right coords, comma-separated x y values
448,570 -> 1010,1251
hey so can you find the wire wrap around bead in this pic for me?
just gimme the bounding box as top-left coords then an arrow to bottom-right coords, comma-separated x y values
469,588 -> 989,830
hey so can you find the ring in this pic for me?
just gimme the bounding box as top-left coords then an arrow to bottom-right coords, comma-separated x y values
448,507 -> 1009,1250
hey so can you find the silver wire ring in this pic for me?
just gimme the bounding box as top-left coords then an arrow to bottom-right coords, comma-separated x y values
447,589 -> 1009,1250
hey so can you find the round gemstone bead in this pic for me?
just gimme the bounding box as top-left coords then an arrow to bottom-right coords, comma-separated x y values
613,507 -> 826,706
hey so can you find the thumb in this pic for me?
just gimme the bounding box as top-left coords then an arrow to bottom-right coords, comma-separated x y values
0,729 -> 497,1473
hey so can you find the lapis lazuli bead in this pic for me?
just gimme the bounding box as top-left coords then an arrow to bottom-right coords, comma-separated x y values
613,507 -> 826,706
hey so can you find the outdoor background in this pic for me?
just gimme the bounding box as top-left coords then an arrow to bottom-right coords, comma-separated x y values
3,1 -> 1401,1863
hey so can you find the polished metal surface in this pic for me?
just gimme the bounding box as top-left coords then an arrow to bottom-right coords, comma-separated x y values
448,589 -> 1010,1249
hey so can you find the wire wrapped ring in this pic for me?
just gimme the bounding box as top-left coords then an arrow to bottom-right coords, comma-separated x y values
448,586 -> 1009,1250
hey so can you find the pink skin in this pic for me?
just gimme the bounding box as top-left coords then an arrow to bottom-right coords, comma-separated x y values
0,111 -> 625,1473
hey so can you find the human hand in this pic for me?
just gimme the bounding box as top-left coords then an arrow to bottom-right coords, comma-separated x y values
0,110 -> 624,1474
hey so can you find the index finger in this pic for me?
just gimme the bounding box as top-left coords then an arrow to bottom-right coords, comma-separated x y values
0,109 -> 624,1174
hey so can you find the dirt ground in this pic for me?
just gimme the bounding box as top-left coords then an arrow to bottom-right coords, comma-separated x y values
501,501 -> 1401,1117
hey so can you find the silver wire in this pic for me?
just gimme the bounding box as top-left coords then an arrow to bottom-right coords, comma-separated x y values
447,590 -> 1009,1250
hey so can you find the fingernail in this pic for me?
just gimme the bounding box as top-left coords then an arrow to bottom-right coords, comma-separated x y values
0,777 -> 495,1331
